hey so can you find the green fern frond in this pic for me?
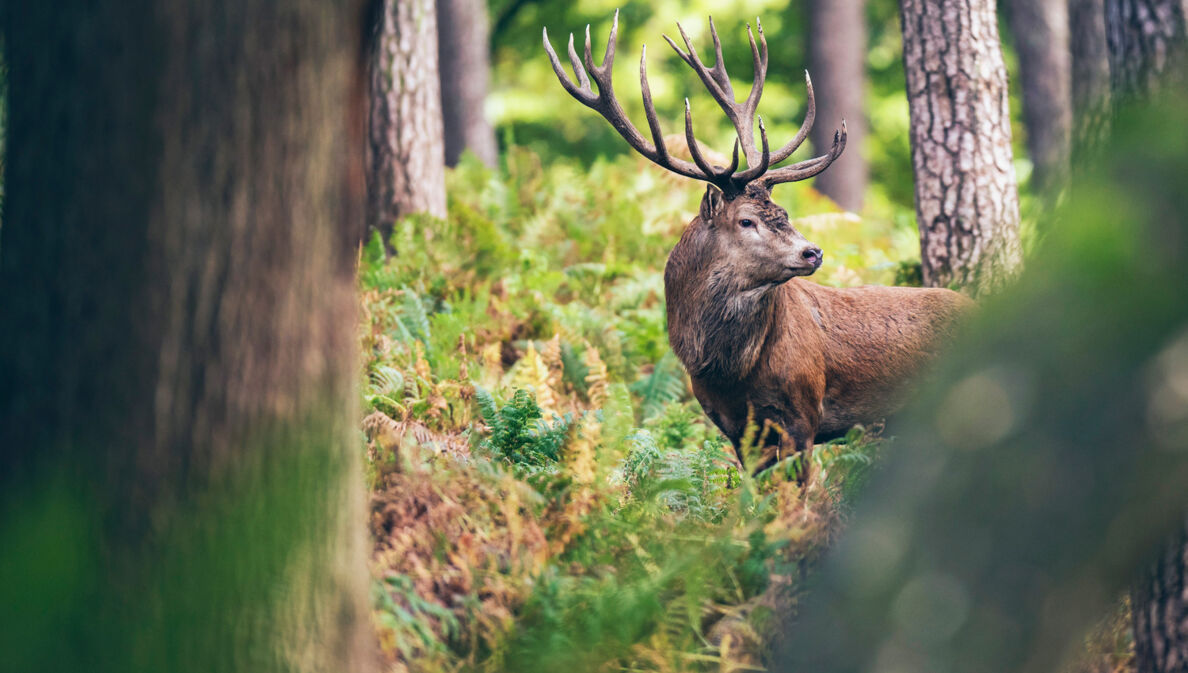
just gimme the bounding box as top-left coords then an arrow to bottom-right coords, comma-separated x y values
475,386 -> 499,428
397,287 -> 432,345
631,352 -> 687,421
370,365 -> 405,398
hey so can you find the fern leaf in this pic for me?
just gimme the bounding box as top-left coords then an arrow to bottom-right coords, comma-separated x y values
560,341 -> 589,394
509,342 -> 558,417
542,333 -> 563,393
398,288 -> 432,344
370,365 -> 405,397
583,342 -> 609,407
474,386 -> 499,428
632,352 -> 686,421
480,342 -> 503,388
413,341 -> 432,382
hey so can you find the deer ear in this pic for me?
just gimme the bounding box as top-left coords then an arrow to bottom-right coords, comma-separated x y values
700,185 -> 725,222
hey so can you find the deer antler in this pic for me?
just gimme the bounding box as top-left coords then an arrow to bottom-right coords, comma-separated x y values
663,17 -> 771,182
543,12 -> 846,198
543,11 -> 737,191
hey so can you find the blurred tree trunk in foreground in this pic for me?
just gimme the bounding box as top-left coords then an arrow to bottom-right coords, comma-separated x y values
369,0 -> 448,240
1104,5 -> 1188,671
899,0 -> 1022,294
1005,0 -> 1072,195
1069,0 -> 1113,161
1105,0 -> 1187,100
437,0 -> 499,167
0,3 -> 376,672
806,0 -> 868,212
775,81 -> 1188,673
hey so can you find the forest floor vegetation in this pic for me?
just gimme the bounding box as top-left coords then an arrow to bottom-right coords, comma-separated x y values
360,148 -> 933,672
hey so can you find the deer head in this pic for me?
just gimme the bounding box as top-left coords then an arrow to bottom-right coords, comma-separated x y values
699,181 -> 824,291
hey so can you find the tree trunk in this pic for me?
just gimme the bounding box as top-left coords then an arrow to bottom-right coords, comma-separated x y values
899,0 -> 1023,294
437,0 -> 499,167
0,3 -> 376,672
1005,0 -> 1072,194
1134,517 -> 1188,673
1069,0 -> 1113,160
1105,0 -> 1188,100
368,0 -> 448,239
806,0 -> 869,212
1106,5 -> 1188,670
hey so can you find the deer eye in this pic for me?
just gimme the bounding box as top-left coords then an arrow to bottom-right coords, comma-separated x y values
739,218 -> 756,228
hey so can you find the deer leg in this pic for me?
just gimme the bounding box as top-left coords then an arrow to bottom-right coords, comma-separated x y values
750,413 -> 817,476
755,385 -> 823,478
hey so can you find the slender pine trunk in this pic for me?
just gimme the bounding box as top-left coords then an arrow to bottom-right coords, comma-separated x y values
1105,0 -> 1188,100
806,0 -> 869,212
1005,0 -> 1072,194
368,0 -> 448,239
437,0 -> 499,167
1069,0 -> 1113,161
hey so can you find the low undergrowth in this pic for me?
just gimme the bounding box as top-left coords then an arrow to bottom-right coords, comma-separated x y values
361,148 -> 911,672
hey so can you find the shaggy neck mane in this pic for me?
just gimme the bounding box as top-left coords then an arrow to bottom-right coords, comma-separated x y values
665,221 -> 780,382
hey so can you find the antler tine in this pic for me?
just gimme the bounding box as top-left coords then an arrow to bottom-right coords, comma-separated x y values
683,100 -> 744,195
584,25 -> 595,74
769,71 -> 816,164
582,10 -> 620,83
639,45 -> 669,161
582,21 -> 617,80
733,115 -> 771,183
567,33 -> 591,93
601,11 -> 619,73
742,19 -> 768,115
543,27 -> 594,104
763,120 -> 848,186
706,17 -> 735,100
684,99 -> 721,179
683,99 -> 740,191
663,24 -> 730,103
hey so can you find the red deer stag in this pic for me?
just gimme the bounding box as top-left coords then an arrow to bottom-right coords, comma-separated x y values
544,13 -> 971,472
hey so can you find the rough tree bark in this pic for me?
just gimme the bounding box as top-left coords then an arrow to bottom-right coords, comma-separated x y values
0,3 -> 375,672
437,0 -> 499,167
1069,0 -> 1113,159
1005,0 -> 1072,194
807,0 -> 868,212
369,0 -> 448,239
1134,517 -> 1188,673
1105,0 -> 1188,100
899,0 -> 1023,293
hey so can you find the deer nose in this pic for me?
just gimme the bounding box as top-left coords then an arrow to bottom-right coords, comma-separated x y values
802,247 -> 823,267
